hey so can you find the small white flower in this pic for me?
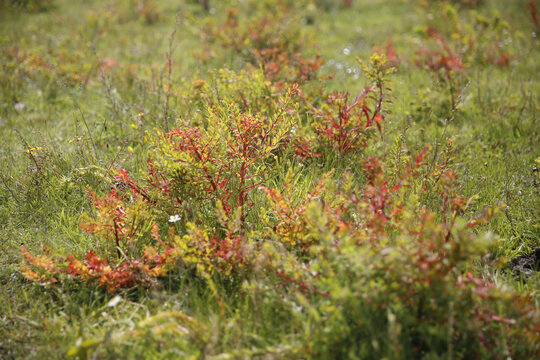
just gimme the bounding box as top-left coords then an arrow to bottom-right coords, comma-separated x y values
107,295 -> 122,307
169,214 -> 181,223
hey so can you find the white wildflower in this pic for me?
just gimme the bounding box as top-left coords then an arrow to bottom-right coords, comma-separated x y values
107,295 -> 122,308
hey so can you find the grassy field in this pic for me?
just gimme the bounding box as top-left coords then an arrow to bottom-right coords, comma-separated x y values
1,0 -> 539,358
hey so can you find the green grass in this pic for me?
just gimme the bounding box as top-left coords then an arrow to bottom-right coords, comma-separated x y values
1,0 -> 539,358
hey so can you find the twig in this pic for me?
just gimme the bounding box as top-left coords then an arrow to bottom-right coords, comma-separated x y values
162,14 -> 181,131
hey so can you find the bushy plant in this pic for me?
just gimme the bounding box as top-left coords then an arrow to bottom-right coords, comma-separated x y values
413,3 -> 514,108
194,3 -> 326,89
415,3 -> 513,70
19,69 -> 300,290
252,155 -> 539,358
307,54 -> 395,155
